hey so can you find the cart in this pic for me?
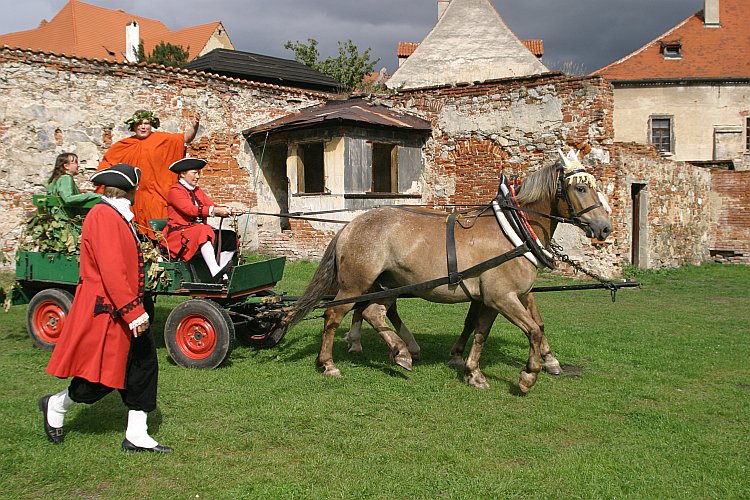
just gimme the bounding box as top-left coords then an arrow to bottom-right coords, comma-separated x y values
8,195 -> 289,369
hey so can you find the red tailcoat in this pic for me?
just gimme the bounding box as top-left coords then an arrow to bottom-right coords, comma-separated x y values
161,182 -> 217,261
46,202 -> 147,389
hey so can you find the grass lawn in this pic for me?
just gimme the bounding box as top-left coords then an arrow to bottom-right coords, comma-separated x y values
0,262 -> 748,498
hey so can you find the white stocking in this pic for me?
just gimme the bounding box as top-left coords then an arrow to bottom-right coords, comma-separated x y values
200,242 -> 223,276
219,251 -> 234,267
47,388 -> 75,428
125,410 -> 158,448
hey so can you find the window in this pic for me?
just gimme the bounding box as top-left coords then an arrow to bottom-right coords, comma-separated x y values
746,117 -> 749,151
661,41 -> 682,59
371,143 -> 397,193
650,117 -> 672,153
297,142 -> 325,193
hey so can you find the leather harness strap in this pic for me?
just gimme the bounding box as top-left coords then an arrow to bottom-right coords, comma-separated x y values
446,212 -> 473,298
317,242 -> 530,309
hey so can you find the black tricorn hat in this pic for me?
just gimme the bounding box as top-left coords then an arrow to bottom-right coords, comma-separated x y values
90,163 -> 141,190
169,157 -> 207,173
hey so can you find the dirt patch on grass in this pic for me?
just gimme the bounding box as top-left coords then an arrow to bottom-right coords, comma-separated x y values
560,364 -> 585,378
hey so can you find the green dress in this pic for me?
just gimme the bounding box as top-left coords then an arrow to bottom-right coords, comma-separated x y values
40,175 -> 101,249
45,174 -> 101,206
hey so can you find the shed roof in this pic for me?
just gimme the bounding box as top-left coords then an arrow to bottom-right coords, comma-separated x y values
243,99 -> 432,139
184,48 -> 343,93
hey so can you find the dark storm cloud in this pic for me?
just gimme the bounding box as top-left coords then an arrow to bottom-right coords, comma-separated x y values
1,0 -> 706,74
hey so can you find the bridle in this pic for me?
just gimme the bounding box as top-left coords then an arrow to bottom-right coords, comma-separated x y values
554,164 -> 603,234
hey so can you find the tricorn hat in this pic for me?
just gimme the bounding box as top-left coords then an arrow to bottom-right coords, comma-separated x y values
169,157 -> 207,173
90,163 -> 141,190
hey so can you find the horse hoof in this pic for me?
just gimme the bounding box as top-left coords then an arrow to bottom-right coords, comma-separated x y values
394,354 -> 413,372
464,371 -> 489,389
410,351 -> 421,361
544,361 -> 562,376
518,371 -> 536,393
323,366 -> 341,378
347,344 -> 363,354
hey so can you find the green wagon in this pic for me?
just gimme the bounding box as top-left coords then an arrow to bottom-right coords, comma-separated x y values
8,195 -> 289,369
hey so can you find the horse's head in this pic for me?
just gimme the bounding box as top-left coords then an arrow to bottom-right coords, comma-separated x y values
554,149 -> 612,241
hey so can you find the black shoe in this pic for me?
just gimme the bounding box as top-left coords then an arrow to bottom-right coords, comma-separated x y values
211,261 -> 232,284
39,395 -> 64,444
122,438 -> 174,453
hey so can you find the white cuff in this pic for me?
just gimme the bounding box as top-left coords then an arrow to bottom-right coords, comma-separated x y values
129,312 -> 150,331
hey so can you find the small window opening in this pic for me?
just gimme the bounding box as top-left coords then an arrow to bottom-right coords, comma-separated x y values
298,142 -> 325,193
661,41 -> 682,59
371,143 -> 398,193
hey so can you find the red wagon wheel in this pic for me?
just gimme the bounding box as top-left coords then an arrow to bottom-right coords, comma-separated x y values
164,299 -> 234,369
26,289 -> 73,350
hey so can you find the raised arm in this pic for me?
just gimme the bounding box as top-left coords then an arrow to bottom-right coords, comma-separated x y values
183,111 -> 201,144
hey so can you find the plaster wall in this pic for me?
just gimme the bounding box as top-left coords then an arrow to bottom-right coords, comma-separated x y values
612,83 -> 750,162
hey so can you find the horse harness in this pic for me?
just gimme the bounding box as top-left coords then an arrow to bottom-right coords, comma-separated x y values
318,165 -> 604,308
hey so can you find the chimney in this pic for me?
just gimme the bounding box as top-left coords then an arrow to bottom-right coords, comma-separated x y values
125,20 -> 139,62
704,0 -> 720,27
438,0 -> 450,20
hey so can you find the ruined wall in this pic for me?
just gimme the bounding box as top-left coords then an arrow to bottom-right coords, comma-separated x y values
711,169 -> 750,263
608,144 -> 713,268
0,47 -> 326,266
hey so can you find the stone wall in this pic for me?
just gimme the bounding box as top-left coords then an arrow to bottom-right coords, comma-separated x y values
0,46 -> 327,265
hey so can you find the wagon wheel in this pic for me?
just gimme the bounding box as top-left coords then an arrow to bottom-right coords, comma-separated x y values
27,289 -> 74,350
164,299 -> 235,369
235,312 -> 288,350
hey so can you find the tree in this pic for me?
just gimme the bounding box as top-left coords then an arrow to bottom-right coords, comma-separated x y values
136,41 -> 191,67
284,38 -> 380,90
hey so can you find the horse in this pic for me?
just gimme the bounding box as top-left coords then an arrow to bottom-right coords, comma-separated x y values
286,150 -> 612,393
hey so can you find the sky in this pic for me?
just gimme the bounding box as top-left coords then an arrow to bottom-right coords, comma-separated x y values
0,0 -> 705,75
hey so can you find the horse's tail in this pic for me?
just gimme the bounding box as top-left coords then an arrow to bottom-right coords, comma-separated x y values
284,232 -> 341,330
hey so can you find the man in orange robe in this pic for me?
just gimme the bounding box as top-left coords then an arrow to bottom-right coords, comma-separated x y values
97,109 -> 200,240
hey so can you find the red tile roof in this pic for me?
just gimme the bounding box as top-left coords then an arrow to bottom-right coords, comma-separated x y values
522,39 -> 544,57
593,0 -> 750,80
397,42 -> 419,58
0,0 -> 222,62
398,39 -> 543,59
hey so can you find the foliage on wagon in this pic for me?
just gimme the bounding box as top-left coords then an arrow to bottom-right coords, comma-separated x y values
19,210 -> 82,256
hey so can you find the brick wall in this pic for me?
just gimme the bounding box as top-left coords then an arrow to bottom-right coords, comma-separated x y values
711,170 -> 750,263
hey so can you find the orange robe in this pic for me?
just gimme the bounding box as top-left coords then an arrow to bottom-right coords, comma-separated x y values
98,131 -> 185,239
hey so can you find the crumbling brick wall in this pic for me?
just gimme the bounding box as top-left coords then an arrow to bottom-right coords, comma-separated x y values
711,170 -> 750,263
0,47 -> 326,265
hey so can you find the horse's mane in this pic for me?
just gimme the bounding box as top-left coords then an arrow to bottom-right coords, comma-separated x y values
514,160 -> 560,206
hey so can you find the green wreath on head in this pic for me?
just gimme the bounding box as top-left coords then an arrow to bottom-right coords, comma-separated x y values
124,110 -> 161,131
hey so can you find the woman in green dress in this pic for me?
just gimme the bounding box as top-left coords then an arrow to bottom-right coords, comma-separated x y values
46,152 -> 101,207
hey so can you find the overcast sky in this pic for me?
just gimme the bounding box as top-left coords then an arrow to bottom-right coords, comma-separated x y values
0,0 -> 705,74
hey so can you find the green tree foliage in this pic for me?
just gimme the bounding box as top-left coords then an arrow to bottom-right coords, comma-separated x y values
136,40 -> 191,67
284,38 -> 380,90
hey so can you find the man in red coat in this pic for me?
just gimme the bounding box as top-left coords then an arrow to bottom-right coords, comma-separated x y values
161,157 -> 241,281
97,109 -> 200,240
40,163 -> 172,453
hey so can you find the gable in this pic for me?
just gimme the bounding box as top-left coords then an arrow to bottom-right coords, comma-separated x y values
387,0 -> 548,90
